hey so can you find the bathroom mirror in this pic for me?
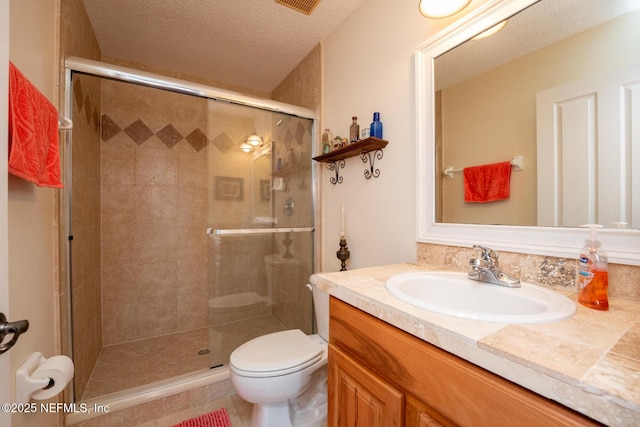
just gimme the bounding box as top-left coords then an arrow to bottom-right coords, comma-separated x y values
416,0 -> 640,265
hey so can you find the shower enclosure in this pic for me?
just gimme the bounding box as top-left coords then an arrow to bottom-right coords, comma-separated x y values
61,59 -> 316,402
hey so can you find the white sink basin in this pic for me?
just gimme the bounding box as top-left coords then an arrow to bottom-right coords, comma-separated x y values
385,271 -> 575,324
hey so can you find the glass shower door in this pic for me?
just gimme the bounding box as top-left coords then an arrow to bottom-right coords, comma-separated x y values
206,100 -> 315,367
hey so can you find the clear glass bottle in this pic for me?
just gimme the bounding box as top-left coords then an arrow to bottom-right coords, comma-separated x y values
370,112 -> 383,139
349,116 -> 360,144
322,128 -> 333,153
333,136 -> 342,150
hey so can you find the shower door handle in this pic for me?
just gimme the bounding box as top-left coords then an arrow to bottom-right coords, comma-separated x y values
0,312 -> 29,355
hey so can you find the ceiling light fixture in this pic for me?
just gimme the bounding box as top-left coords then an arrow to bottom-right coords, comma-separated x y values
472,20 -> 508,40
418,0 -> 471,19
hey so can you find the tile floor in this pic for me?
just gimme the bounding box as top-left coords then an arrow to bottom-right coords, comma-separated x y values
82,315 -> 288,400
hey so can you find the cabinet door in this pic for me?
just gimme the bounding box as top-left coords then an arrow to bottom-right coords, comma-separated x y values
405,394 -> 457,427
329,344 -> 404,427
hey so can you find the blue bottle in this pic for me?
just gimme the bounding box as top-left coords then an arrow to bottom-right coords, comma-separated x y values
370,112 -> 383,139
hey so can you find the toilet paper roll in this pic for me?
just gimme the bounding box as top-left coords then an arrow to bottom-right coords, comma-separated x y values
29,355 -> 74,400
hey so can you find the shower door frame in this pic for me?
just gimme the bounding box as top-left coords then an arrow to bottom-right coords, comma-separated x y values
60,56 -> 319,402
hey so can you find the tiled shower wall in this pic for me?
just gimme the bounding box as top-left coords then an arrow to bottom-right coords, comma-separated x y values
271,44 -> 321,114
100,80 -> 210,345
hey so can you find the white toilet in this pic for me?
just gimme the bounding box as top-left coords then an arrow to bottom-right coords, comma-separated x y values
230,284 -> 329,427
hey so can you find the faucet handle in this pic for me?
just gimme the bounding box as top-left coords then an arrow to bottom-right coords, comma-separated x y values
472,245 -> 499,267
473,245 -> 491,258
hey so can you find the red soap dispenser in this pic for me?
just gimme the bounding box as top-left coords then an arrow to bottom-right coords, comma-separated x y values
577,224 -> 609,310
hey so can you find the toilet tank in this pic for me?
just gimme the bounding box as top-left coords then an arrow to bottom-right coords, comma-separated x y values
311,284 -> 329,341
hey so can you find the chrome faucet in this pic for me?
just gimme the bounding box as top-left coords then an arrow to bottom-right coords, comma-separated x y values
468,245 -> 520,288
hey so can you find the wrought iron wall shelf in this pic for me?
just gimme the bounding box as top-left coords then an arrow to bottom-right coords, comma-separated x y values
312,137 -> 388,184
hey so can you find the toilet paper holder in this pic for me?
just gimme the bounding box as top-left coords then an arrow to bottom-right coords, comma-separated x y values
16,353 -> 59,403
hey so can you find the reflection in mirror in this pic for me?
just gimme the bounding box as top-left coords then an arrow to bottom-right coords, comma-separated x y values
416,0 -> 640,265
434,0 -> 640,229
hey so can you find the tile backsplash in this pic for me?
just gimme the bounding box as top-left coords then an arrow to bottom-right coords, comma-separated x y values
417,243 -> 640,303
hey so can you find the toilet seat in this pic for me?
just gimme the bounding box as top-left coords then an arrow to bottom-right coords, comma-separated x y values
230,329 -> 324,378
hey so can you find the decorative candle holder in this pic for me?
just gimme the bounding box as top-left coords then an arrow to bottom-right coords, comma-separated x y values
336,235 -> 350,271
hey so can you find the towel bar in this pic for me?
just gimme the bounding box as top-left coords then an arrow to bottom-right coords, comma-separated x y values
207,226 -> 314,236
444,155 -> 523,178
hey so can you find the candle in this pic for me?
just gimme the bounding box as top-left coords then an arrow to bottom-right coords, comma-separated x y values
340,206 -> 345,233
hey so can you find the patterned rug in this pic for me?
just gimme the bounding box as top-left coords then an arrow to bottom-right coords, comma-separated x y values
171,407 -> 232,427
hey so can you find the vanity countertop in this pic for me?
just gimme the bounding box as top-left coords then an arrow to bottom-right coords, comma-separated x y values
310,263 -> 640,426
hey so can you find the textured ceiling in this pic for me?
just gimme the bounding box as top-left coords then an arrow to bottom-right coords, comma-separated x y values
82,0 -> 366,94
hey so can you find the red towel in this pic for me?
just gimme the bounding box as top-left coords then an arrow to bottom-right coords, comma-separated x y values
8,62 -> 63,188
463,161 -> 511,203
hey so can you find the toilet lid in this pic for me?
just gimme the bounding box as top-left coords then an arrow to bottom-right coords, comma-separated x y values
230,329 -> 323,377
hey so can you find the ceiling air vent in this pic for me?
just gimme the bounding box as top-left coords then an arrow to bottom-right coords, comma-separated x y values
275,0 -> 321,15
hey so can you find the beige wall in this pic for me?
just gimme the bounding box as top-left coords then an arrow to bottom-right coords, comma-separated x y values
440,10 -> 640,225
0,1 -> 10,423
8,0 -> 61,426
321,0 -> 472,270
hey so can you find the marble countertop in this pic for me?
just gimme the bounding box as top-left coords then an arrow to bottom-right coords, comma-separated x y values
310,263 -> 640,426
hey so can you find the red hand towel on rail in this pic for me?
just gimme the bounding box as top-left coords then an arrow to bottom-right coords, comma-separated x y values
8,62 -> 63,188
463,161 -> 511,203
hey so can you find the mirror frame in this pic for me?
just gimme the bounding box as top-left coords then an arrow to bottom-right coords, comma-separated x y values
415,0 -> 640,265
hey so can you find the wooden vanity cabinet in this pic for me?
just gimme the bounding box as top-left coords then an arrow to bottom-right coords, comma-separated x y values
328,297 -> 601,427
329,344 -> 403,426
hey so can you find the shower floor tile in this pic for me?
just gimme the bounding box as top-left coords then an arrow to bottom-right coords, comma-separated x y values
82,315 -> 287,400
